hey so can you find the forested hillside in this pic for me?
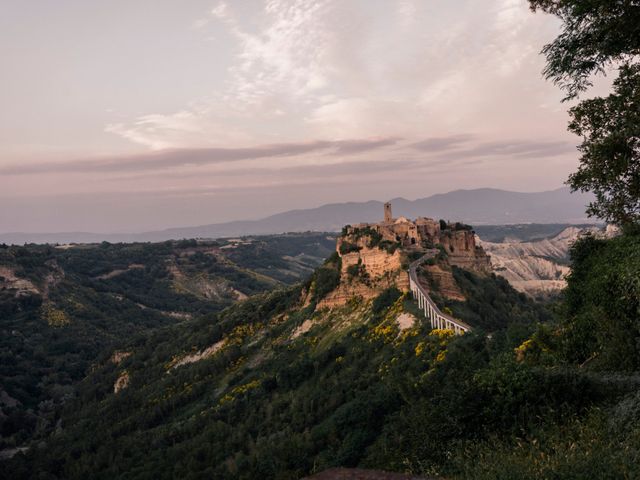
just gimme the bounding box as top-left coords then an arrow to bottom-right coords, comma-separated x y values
0,233 -> 335,457
4,0 -> 640,475
5,226 -> 640,479
2,245 -> 547,479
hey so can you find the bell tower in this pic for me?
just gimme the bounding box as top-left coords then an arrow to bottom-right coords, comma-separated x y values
384,202 -> 393,223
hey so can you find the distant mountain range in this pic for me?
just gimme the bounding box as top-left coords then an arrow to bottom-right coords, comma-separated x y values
0,187 -> 595,244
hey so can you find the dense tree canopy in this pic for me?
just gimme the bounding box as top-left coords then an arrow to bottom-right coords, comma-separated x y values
529,0 -> 640,98
0,235 -> 335,454
530,0 -> 640,225
568,64 -> 640,224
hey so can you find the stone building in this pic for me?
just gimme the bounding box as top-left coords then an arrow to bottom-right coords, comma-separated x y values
347,204 -> 440,248
383,202 -> 393,223
344,203 -> 490,273
320,203 -> 491,308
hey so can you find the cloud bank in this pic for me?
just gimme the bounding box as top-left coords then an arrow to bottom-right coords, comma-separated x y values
0,1 -> 582,233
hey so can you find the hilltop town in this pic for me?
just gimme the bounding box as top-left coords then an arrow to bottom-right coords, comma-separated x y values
345,202 -> 490,270
316,203 -> 490,308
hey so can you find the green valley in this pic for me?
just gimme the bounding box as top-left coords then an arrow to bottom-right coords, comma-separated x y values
0,233 -> 336,457
5,218 -> 640,479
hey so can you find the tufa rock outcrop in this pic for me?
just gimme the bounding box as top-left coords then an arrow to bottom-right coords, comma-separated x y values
439,229 -> 491,274
317,235 -> 409,309
315,203 -> 490,308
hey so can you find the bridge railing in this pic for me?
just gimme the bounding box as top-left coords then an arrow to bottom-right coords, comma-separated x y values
408,252 -> 471,335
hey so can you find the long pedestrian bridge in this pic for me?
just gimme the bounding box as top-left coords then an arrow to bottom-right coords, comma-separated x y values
408,250 -> 471,335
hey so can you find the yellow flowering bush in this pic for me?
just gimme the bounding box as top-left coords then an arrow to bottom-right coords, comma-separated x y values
41,303 -> 71,327
429,328 -> 454,346
372,323 -> 396,342
219,380 -> 261,405
514,337 -> 551,363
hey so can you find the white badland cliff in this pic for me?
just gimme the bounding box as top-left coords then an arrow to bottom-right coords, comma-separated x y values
478,225 -> 616,296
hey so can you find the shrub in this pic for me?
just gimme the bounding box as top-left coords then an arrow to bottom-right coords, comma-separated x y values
366,230 -> 383,248
324,251 -> 341,267
346,264 -> 362,278
560,232 -> 640,370
372,287 -> 402,315
378,240 -> 398,254
452,222 -> 473,231
313,267 -> 341,300
339,242 -> 361,255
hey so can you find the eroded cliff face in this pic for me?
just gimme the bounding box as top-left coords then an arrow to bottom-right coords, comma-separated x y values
317,236 -> 409,309
478,226 -> 595,296
422,264 -> 465,301
316,226 -> 491,309
339,238 -> 404,280
113,371 -> 130,393
0,266 -> 39,297
439,230 -> 491,274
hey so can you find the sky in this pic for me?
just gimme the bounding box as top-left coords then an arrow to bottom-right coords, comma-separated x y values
0,0 -> 593,233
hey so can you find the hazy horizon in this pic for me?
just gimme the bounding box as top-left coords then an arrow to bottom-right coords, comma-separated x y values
0,1 -> 606,233
0,186 -> 593,241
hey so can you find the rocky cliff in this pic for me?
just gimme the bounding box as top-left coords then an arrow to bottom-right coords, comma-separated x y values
421,263 -> 466,302
439,229 -> 491,274
318,236 -> 409,308
478,226 -> 607,296
316,225 -> 489,309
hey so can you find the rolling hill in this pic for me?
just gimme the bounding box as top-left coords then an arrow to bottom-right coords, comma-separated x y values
0,233 -> 336,456
0,187 -> 594,244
